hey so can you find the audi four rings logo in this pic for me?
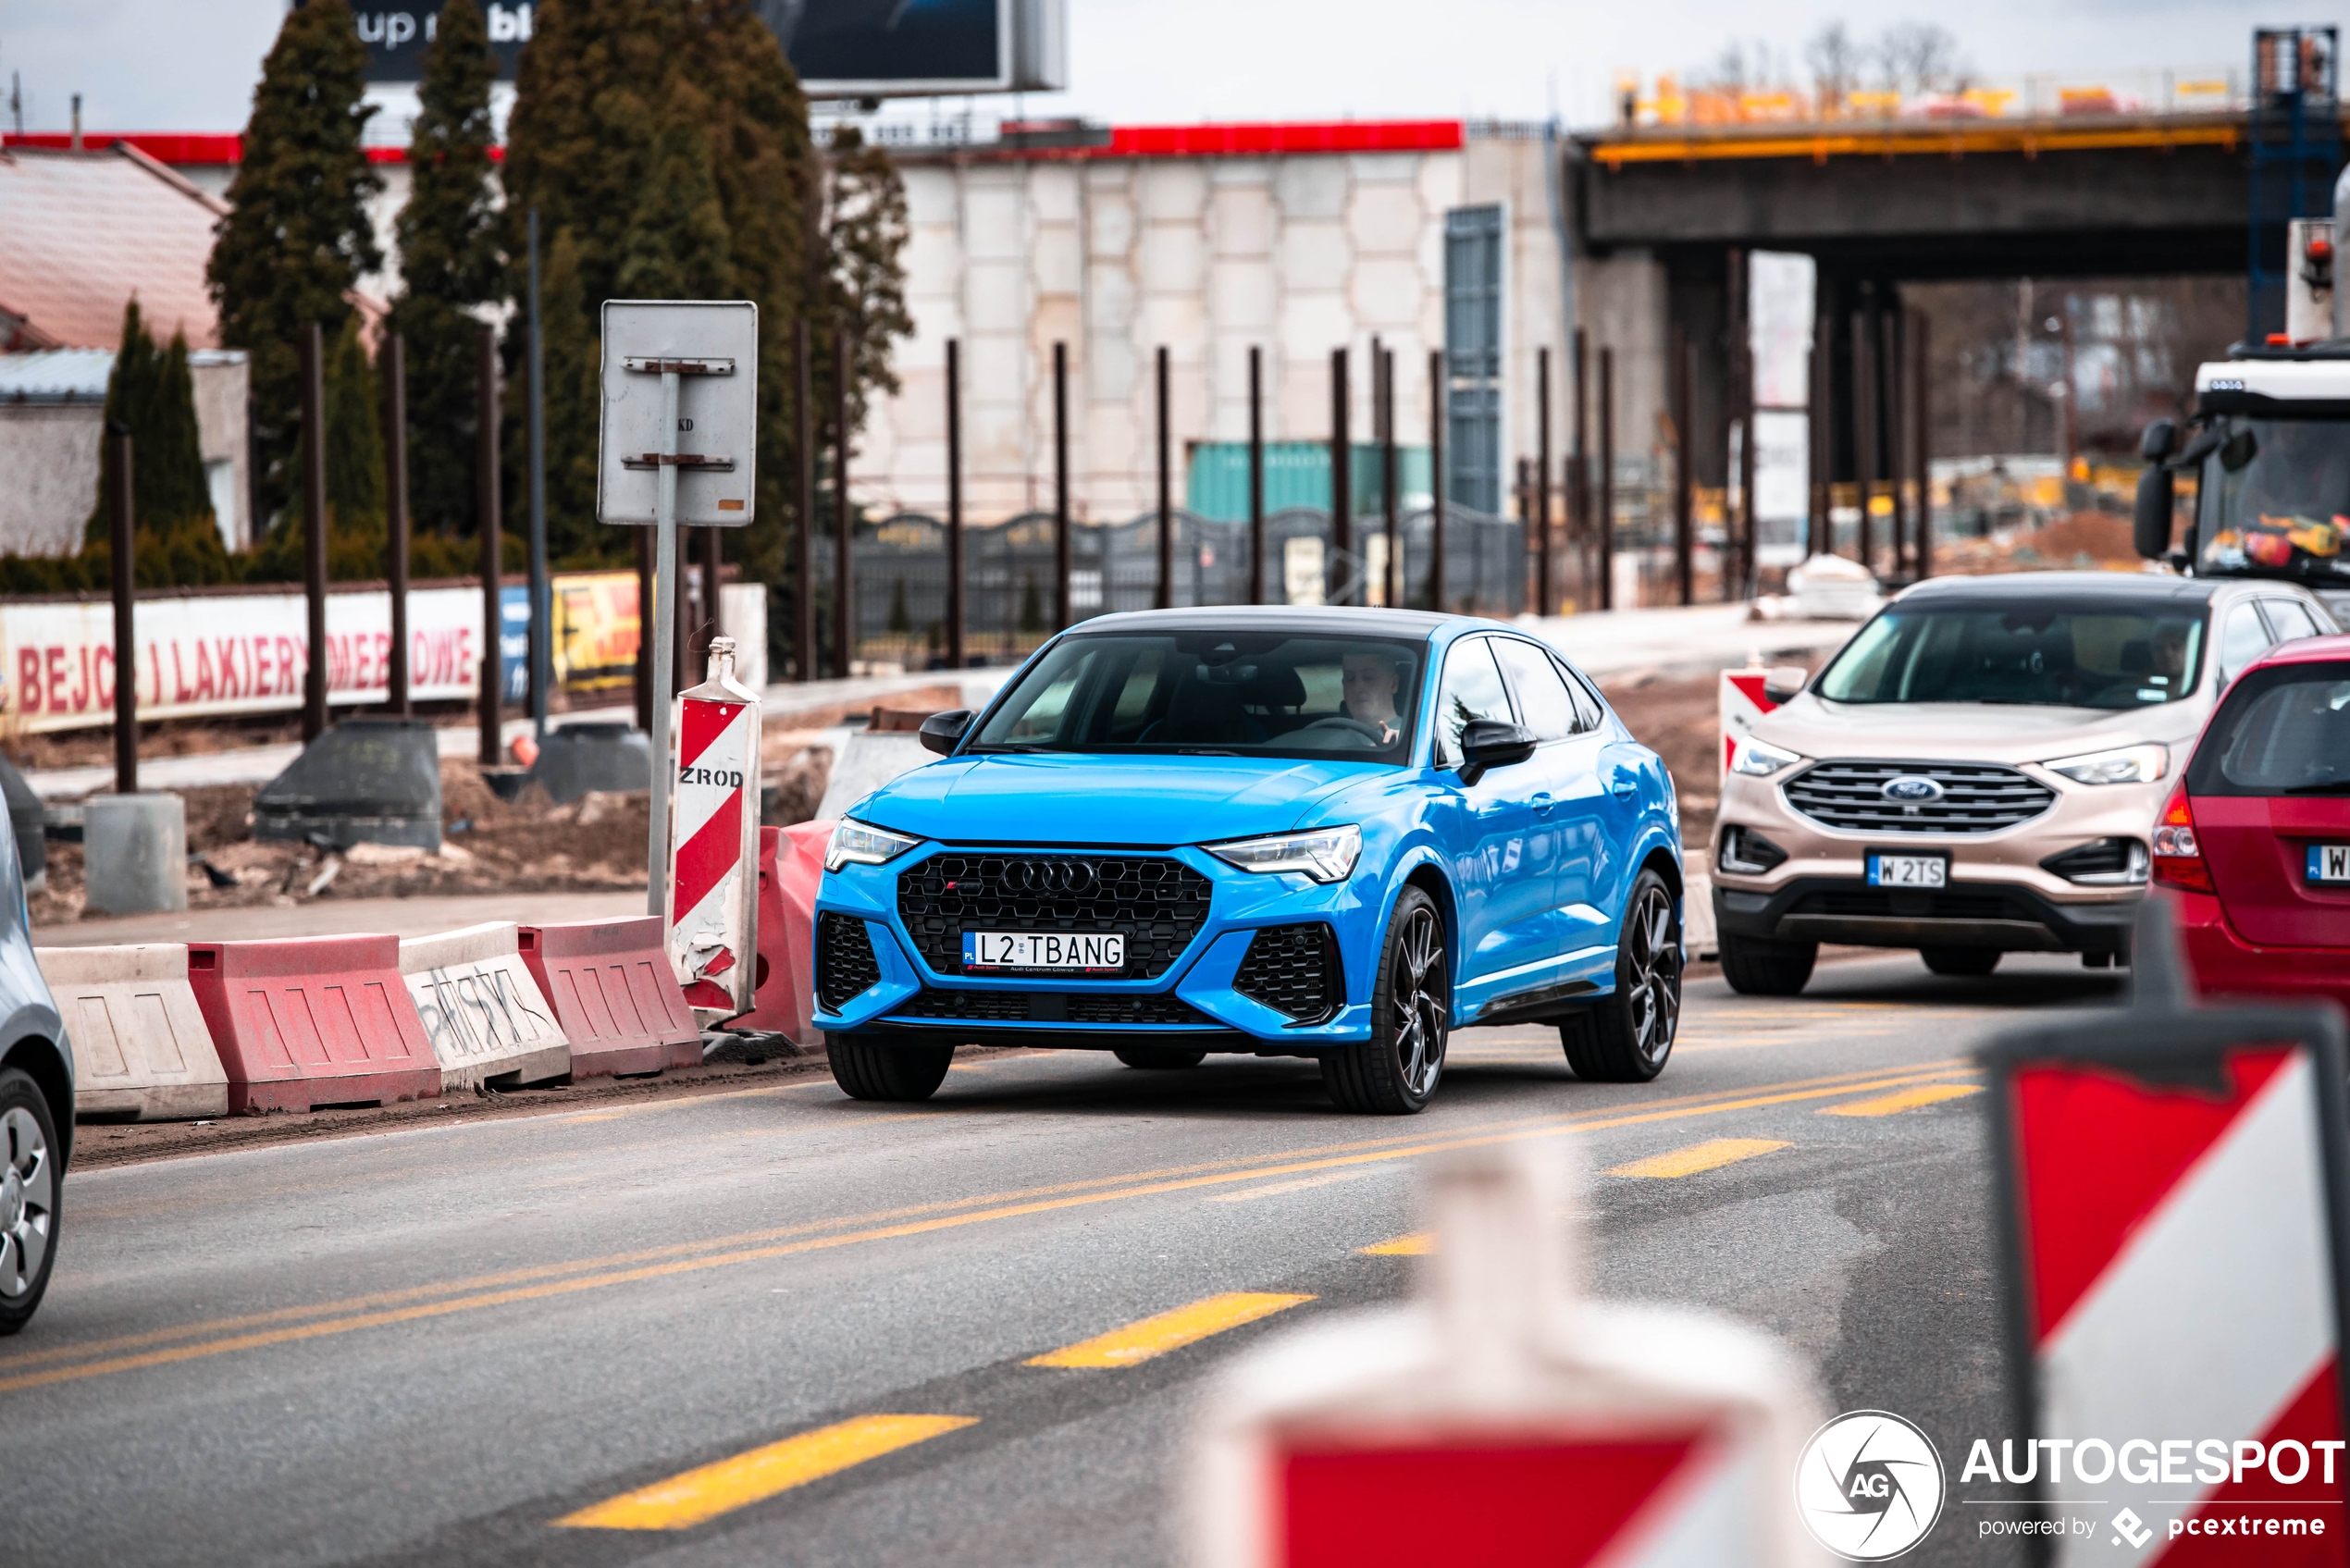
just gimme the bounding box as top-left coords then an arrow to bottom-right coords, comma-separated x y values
1882,775 -> 1945,804
1007,860 -> 1096,893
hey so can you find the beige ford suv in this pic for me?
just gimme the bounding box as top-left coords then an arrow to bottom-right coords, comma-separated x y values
1712,571 -> 2340,994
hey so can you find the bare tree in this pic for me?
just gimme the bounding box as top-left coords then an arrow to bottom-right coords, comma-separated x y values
1806,21 -> 1865,113
1876,21 -> 1971,95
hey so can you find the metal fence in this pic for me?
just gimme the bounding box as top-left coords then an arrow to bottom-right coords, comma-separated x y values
812,503 -> 1528,666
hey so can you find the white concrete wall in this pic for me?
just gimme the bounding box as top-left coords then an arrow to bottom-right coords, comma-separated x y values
189,352 -> 250,549
0,404 -> 104,557
857,135 -> 1568,524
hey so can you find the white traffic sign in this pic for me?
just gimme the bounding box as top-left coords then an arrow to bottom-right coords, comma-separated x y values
1187,1142 -> 1829,1568
665,637 -> 762,1019
596,300 -> 760,526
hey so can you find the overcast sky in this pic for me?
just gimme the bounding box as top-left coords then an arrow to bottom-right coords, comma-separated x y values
0,0 -> 2324,136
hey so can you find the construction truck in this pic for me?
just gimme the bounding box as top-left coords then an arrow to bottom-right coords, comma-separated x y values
2135,216 -> 2350,625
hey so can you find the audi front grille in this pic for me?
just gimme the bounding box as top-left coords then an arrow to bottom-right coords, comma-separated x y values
817,913 -> 883,1008
1232,923 -> 1342,1022
885,988 -> 1216,1027
1782,760 -> 2056,835
897,854 -> 1213,980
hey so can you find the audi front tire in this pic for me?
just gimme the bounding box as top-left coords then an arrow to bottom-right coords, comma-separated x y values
828,1036 -> 955,1102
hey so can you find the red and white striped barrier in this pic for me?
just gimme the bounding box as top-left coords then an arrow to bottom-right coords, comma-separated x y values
1717,663 -> 1786,787
1983,903 -> 2350,1562
1188,1142 -> 1827,1568
666,636 -> 761,1019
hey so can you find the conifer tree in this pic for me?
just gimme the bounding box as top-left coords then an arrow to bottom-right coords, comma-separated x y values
88,299 -> 216,544
325,316 -> 386,537
538,226 -> 605,562
387,0 -> 502,537
206,0 -> 383,530
613,113 -> 735,302
812,124 -> 911,438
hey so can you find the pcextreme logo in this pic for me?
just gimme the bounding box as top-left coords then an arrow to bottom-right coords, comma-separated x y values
1795,1410 -> 1948,1561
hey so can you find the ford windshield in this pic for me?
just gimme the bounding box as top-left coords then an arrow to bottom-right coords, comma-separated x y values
1816,602 -> 2209,709
2195,415 -> 2350,586
968,631 -> 1426,761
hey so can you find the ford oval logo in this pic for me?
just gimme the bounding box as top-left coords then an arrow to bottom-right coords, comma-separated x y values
1882,774 -> 1944,803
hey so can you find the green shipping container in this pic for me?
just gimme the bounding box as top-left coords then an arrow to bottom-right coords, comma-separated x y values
1185,442 -> 1432,523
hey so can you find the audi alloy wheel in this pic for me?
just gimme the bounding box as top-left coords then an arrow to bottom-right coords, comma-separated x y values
1323,887 -> 1449,1115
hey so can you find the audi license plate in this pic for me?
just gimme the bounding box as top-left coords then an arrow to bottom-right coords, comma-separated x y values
1868,853 -> 1948,889
963,932 -> 1125,971
2309,844 -> 2350,884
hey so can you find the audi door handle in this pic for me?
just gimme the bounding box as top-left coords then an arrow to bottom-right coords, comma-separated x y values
1609,775 -> 1637,799
1531,791 -> 1554,815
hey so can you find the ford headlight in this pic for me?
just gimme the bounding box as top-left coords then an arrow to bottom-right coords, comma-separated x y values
1730,736 -> 1804,778
824,819 -> 923,872
2042,744 -> 2168,786
1206,824 -> 1363,884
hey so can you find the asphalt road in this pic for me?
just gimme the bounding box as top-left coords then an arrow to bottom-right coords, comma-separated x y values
4,952 -> 2122,1567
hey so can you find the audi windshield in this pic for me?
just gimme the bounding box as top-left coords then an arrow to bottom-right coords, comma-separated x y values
968,631 -> 1427,761
1816,602 -> 2209,709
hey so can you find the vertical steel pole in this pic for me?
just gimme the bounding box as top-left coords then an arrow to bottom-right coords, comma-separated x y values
1052,340 -> 1071,627
1885,304 -> 1908,577
109,426 -> 136,795
477,322 -> 502,764
1428,348 -> 1445,613
1155,345 -> 1172,610
633,526 -> 652,730
701,525 -> 722,669
382,331 -> 411,716
527,210 -> 550,739
1329,348 -> 1350,604
946,337 -> 964,668
301,322 -> 329,743
1379,348 -> 1398,609
1735,254 -> 1758,598
1571,328 -> 1589,609
1247,344 -> 1264,606
646,369 -> 680,918
795,318 -> 815,682
1536,345 -> 1552,617
1911,308 -> 1933,580
1598,348 -> 1615,611
1672,324 -> 1694,605
835,330 -> 855,677
1852,295 -> 1876,574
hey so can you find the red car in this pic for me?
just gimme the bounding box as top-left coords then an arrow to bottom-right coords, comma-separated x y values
2153,633 -> 2350,1011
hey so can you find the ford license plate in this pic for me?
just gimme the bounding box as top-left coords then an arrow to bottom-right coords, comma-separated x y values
2309,844 -> 2350,884
1868,853 -> 1948,889
962,932 -> 1125,971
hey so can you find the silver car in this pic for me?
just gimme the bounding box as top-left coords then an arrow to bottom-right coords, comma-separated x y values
0,825 -> 68,1332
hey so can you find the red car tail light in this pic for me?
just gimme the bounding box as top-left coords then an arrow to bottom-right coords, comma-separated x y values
2151,785 -> 2214,893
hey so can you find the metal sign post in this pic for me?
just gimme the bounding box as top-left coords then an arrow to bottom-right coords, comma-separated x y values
597,300 -> 760,920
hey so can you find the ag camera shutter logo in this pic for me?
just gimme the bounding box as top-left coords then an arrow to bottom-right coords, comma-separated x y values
1795,1410 -> 1947,1561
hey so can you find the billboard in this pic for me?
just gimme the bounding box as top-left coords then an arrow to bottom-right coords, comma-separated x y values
355,0 -> 1064,96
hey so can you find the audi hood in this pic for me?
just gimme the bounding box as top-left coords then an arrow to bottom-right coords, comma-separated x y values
843,752 -> 1384,846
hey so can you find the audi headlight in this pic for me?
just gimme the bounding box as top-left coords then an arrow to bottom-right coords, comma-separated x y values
1206,824 -> 1363,884
2042,744 -> 2168,787
824,819 -> 923,872
1730,736 -> 1804,778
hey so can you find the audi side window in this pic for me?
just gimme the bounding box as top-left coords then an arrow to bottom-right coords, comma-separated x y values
1492,638 -> 1577,742
1432,638 -> 1514,769
1552,653 -> 1606,734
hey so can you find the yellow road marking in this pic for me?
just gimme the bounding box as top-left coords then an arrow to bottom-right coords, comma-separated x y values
1819,1083 -> 1983,1117
1605,1138 -> 1791,1179
2,1060 -> 1967,1394
557,1414 -> 975,1531
1359,1232 -> 1433,1255
1027,1293 -> 1313,1368
1206,1169 -> 1378,1204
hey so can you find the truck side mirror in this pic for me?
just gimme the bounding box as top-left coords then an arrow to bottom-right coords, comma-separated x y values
2134,468 -> 2175,560
917,709 -> 972,756
2138,420 -> 2176,463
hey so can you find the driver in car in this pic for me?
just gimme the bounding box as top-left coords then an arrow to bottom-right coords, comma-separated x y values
1342,650 -> 1404,747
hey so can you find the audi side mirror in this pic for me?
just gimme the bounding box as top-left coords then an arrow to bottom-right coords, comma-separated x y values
917,709 -> 972,757
1762,664 -> 1810,704
2134,468 -> 2175,560
2138,419 -> 2176,463
1457,719 -> 1537,785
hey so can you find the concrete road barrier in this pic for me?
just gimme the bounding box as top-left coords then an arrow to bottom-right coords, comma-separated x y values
517,916 -> 702,1078
186,934 -> 443,1113
731,821 -> 830,1048
398,922 -> 572,1090
37,944 -> 229,1121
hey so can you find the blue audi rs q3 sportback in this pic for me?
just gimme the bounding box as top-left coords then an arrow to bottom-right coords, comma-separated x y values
811,607 -> 1685,1114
